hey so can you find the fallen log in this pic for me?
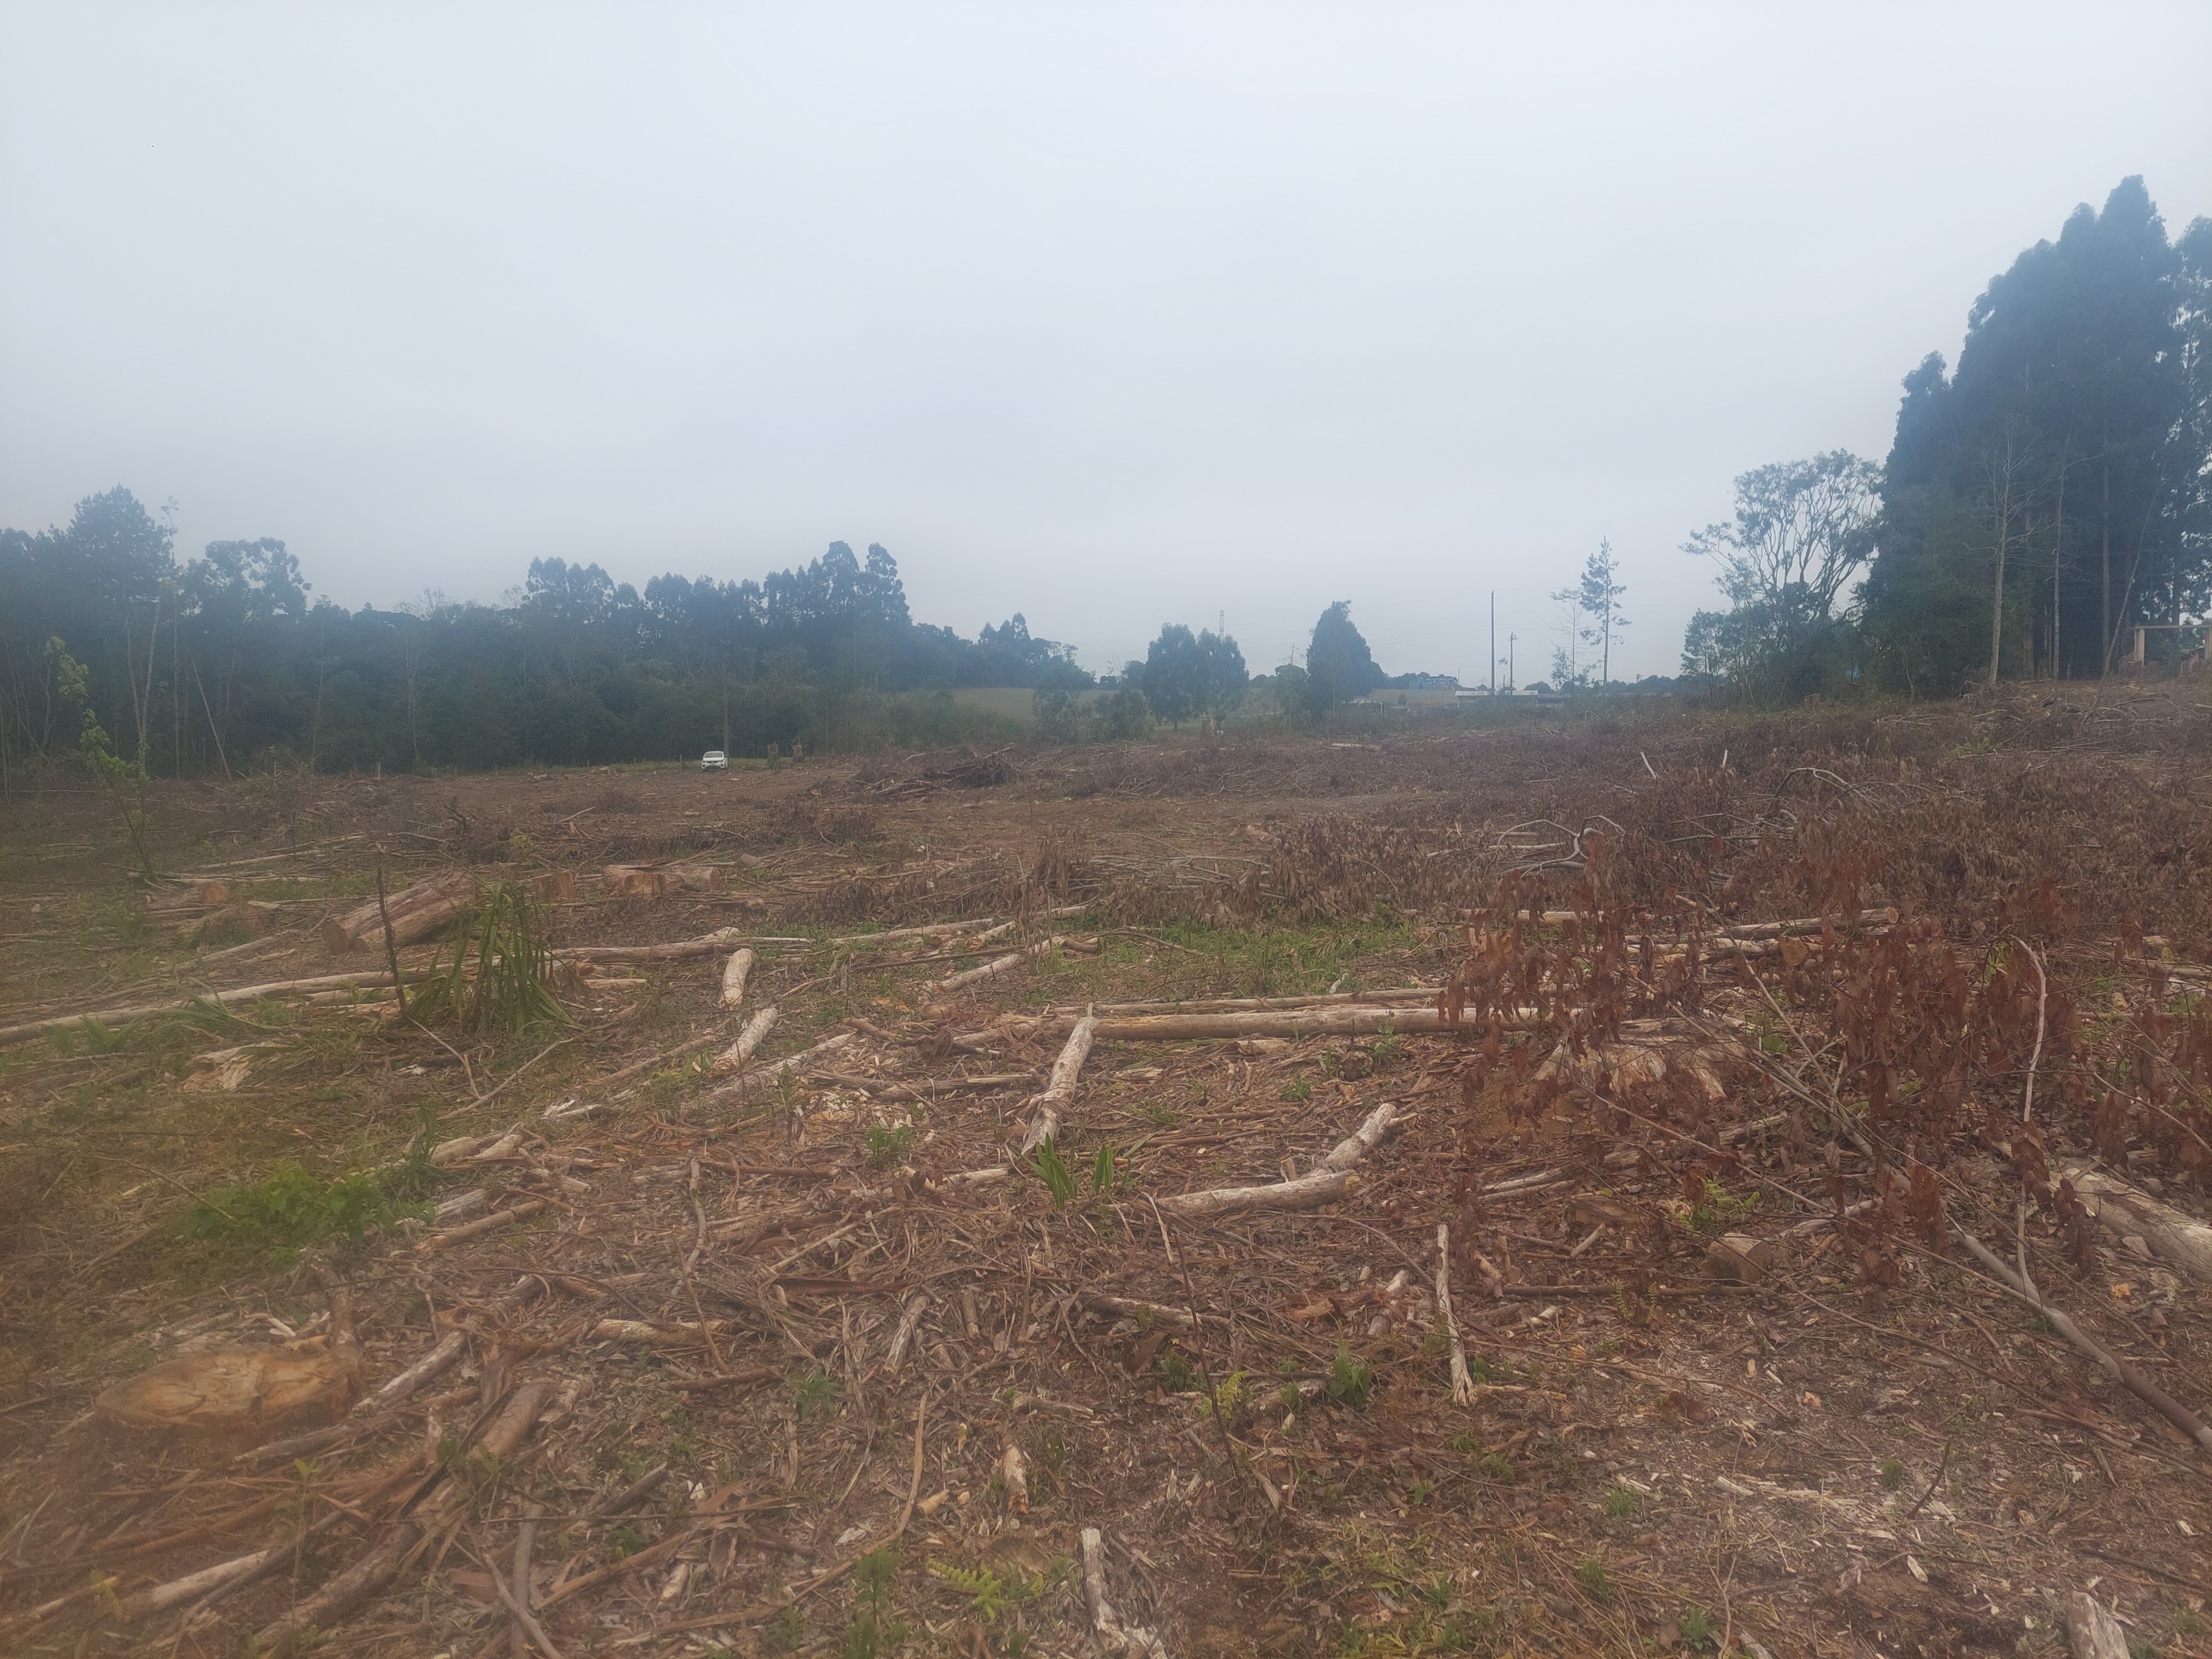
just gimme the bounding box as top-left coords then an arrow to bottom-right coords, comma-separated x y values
1019,1016 -> 1097,1154
320,870 -> 475,955
1154,1102 -> 1397,1220
719,947 -> 755,1010
0,967 -> 436,1047
969,1005 -> 1530,1046
2061,1161 -> 2212,1285
557,925 -> 753,964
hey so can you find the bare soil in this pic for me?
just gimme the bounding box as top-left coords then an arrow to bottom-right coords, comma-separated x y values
3,688 -> 2211,1658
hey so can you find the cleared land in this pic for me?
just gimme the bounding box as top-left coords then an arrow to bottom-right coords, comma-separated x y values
3,689 -> 2212,1658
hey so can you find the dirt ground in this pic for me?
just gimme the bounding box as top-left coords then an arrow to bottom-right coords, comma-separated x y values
4,689 -> 2212,1658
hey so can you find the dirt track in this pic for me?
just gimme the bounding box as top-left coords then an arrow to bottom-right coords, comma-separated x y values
4,694 -> 2212,1657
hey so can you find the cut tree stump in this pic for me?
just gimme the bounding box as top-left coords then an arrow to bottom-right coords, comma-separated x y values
95,1339 -> 359,1441
319,870 -> 473,954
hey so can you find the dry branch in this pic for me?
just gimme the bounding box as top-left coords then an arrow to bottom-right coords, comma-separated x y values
1153,1102 -> 1396,1220
1019,1015 -> 1097,1154
1080,1526 -> 1168,1658
238,1327 -> 469,1467
1435,1223 -> 1473,1405
251,1380 -> 555,1656
1956,1228 -> 2212,1458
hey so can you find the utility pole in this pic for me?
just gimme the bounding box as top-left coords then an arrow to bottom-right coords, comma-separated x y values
1489,591 -> 1496,697
1507,632 -> 1516,693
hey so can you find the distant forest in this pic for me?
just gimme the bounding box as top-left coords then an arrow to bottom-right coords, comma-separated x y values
0,522 -> 1124,780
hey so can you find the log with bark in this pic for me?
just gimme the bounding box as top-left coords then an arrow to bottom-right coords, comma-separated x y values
1154,1102 -> 1397,1220
2061,1161 -> 2212,1285
319,870 -> 475,955
1019,1016 -> 1097,1154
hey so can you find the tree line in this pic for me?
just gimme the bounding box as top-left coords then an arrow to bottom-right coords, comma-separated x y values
1684,177 -> 2212,700
0,484 -> 1433,782
0,516 -> 1107,783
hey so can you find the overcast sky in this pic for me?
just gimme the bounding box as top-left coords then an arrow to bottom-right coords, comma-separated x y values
4,5 -> 2209,683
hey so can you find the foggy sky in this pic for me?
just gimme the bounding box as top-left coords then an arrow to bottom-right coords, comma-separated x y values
4,4 -> 2209,683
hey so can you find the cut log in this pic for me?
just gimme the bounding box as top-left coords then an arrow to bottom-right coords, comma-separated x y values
1019,1016 -> 1097,1154
931,936 -> 1066,994
1704,1233 -> 1773,1283
320,870 -> 475,954
415,1199 -> 547,1253
1048,987 -> 1441,1018
957,1005 -> 1535,1048
603,862 -> 724,897
1154,1102 -> 1397,1220
712,1005 -> 781,1075
2061,1161 -> 2212,1285
720,947 -> 755,1010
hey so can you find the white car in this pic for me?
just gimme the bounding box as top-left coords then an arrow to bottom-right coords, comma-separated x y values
700,750 -> 728,771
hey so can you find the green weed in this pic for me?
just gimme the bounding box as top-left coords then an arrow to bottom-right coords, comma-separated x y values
866,1124 -> 917,1168
1326,1343 -> 1374,1409
1031,1139 -> 1076,1209
1603,1485 -> 1638,1518
790,1367 -> 841,1420
1574,1556 -> 1611,1601
406,881 -> 568,1036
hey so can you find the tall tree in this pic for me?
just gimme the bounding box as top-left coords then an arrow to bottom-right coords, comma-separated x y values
1304,601 -> 1382,711
1576,540 -> 1628,684
1862,177 -> 2208,689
